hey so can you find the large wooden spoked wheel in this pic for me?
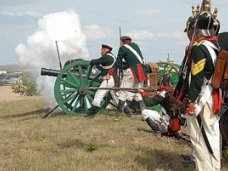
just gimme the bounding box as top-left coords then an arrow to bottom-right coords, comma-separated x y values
54,59 -> 111,115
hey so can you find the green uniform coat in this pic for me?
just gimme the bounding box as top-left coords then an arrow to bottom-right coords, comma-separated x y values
115,42 -> 147,82
90,53 -> 115,77
188,40 -> 219,101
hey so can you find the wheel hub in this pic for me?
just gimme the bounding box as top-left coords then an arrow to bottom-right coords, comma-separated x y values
78,86 -> 88,95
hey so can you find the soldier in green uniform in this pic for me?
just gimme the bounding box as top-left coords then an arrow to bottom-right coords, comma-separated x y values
114,36 -> 147,118
86,44 -> 117,117
186,11 -> 221,171
141,74 -> 173,134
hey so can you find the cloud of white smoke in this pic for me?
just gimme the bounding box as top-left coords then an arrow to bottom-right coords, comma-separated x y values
15,9 -> 89,108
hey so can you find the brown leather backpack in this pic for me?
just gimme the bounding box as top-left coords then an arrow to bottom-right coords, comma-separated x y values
211,50 -> 228,89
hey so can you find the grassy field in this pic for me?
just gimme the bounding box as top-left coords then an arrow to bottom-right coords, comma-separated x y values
0,86 -> 228,171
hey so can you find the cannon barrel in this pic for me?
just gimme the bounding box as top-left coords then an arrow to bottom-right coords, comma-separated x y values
41,66 -> 102,83
41,68 -> 63,77
40,67 -> 98,79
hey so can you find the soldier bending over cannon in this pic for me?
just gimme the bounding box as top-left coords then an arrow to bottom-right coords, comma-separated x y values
86,44 -> 117,117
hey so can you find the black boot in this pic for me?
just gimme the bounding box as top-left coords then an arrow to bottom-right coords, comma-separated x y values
124,105 -> 133,117
114,100 -> 125,120
86,105 -> 100,118
145,117 -> 160,133
138,100 -> 145,112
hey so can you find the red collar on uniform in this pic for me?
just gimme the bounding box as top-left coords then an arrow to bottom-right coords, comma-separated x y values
195,36 -> 218,43
159,85 -> 171,92
205,36 -> 218,41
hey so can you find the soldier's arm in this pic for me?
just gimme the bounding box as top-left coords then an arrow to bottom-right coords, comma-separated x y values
143,95 -> 165,107
187,46 -> 206,102
90,56 -> 113,66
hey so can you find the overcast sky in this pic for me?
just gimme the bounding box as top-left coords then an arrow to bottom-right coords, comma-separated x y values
0,0 -> 228,65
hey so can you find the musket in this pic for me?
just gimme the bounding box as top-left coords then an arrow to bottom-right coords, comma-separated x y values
77,86 -> 166,93
182,0 -> 207,73
119,26 -> 122,47
118,26 -> 123,80
178,0 -> 207,93
174,5 -> 199,99
91,87 -> 161,92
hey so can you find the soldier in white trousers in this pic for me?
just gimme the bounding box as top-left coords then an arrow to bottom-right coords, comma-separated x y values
114,36 -> 147,118
186,11 -> 221,171
86,44 -> 132,117
141,74 -> 173,133
86,44 -> 116,117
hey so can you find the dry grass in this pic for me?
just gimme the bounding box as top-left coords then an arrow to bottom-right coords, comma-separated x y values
0,86 -> 228,171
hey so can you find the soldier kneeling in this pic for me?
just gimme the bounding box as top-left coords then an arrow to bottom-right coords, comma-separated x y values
140,74 -> 186,136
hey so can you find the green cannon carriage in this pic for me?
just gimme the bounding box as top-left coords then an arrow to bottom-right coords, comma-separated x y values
41,59 -> 179,115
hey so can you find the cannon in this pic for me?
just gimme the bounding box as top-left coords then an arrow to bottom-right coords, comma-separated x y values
41,59 -> 112,115
41,59 -> 180,116
157,61 -> 179,85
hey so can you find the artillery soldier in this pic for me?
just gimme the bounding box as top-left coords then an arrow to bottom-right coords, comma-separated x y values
184,3 -> 222,170
86,44 -> 117,117
114,36 -> 147,118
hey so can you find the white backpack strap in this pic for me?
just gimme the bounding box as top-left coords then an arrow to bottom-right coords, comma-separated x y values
194,41 -> 219,116
123,44 -> 144,64
99,53 -> 116,70
202,40 -> 219,66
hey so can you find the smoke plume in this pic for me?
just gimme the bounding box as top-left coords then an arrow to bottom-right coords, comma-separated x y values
15,9 -> 89,108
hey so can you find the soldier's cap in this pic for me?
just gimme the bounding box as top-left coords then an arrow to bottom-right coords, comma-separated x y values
120,36 -> 132,41
184,16 -> 196,32
196,12 -> 214,36
101,44 -> 112,51
214,19 -> 220,35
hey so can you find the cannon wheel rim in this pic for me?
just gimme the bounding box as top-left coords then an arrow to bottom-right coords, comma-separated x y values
157,62 -> 179,85
54,59 -> 111,115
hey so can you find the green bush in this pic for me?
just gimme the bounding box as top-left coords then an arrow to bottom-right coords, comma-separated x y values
83,143 -> 97,152
11,74 -> 37,96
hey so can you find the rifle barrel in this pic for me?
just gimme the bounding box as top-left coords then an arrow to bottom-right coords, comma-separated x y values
86,87 -> 158,92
